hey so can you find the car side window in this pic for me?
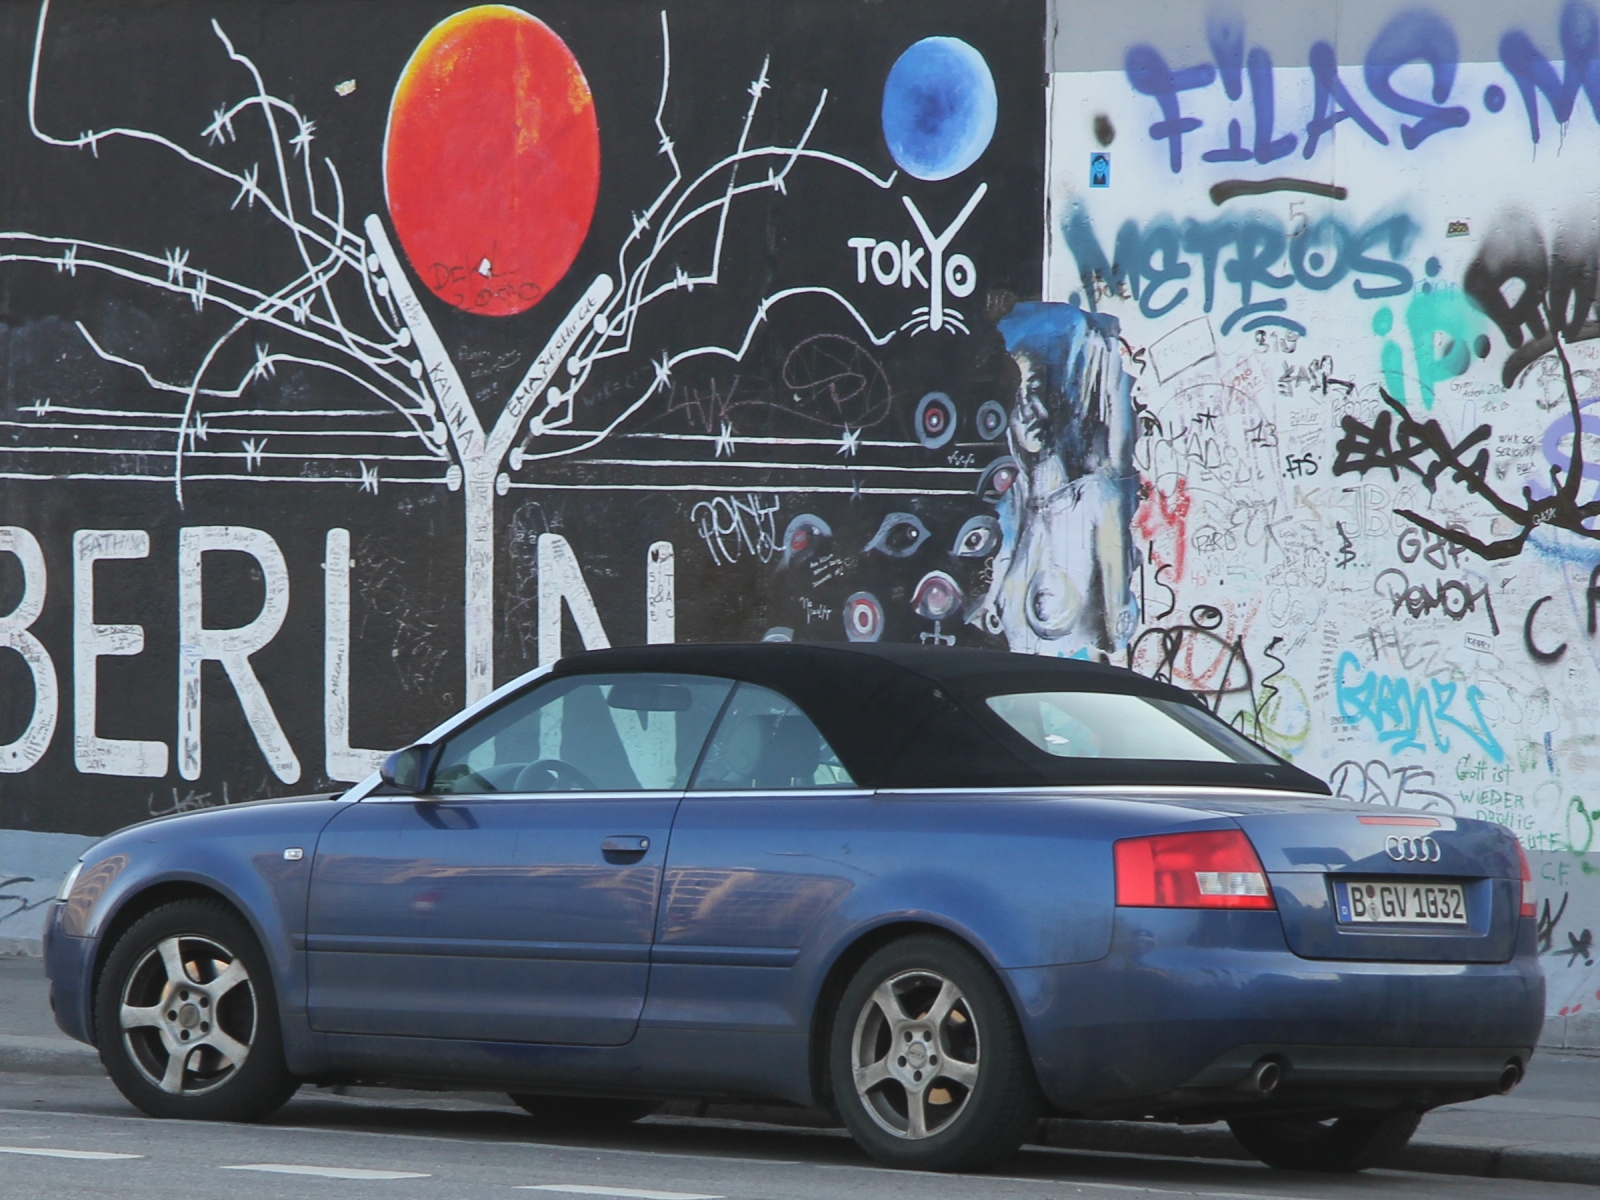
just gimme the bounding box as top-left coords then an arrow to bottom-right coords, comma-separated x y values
690,683 -> 855,790
430,673 -> 734,794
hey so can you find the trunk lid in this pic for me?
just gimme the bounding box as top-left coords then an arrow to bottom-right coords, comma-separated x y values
1229,805 -> 1521,962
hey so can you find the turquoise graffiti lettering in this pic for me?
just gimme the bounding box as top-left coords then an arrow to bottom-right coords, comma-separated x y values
1064,207 -> 1415,333
1335,651 -> 1505,762
1372,269 -> 1492,409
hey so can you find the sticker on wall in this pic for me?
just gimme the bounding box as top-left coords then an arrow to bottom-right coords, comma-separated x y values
384,5 -> 601,315
1148,316 -> 1216,383
1089,152 -> 1110,188
881,36 -> 997,181
1447,219 -> 1471,237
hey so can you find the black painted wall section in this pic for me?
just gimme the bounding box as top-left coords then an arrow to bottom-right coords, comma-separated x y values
0,0 -> 1045,835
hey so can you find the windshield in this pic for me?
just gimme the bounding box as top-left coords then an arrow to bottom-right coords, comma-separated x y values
985,691 -> 1277,765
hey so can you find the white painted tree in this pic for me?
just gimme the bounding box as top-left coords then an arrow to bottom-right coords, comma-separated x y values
4,0 -> 904,737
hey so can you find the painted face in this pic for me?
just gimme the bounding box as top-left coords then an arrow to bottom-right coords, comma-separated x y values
1009,350 -> 1049,457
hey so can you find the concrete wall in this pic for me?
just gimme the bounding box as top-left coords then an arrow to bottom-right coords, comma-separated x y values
0,0 -> 1593,1048
1046,0 -> 1600,1045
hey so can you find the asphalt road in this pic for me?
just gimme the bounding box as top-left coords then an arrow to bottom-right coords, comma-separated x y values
0,1071 -> 1595,1200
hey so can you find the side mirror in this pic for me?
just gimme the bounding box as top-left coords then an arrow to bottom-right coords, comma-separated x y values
380,744 -> 430,792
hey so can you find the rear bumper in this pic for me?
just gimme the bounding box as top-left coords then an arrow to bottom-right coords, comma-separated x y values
1008,908 -> 1544,1118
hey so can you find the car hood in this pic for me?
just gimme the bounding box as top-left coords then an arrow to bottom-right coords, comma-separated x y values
82,790 -> 350,856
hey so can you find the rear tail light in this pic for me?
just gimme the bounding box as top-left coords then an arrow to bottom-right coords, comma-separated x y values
1516,840 -> 1536,919
1114,829 -> 1275,910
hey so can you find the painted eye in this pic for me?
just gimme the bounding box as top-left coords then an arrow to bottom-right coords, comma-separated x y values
912,571 -> 964,622
975,400 -> 1007,441
780,514 -> 832,567
864,511 -> 931,557
843,591 -> 884,642
977,457 -> 1019,504
914,391 -> 957,449
952,515 -> 1000,558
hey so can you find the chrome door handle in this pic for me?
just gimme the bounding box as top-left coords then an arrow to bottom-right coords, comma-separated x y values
601,835 -> 650,853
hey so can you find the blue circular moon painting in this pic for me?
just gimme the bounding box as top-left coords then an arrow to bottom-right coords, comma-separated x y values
881,37 -> 997,182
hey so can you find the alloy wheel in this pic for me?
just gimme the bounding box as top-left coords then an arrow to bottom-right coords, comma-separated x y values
118,934 -> 257,1097
850,968 -> 981,1140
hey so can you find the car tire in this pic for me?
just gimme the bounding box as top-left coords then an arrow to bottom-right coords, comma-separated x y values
829,934 -> 1041,1172
507,1095 -> 660,1126
1227,1110 -> 1421,1172
94,898 -> 299,1122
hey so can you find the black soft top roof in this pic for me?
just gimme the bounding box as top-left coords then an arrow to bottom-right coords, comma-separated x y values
550,643 -> 1329,794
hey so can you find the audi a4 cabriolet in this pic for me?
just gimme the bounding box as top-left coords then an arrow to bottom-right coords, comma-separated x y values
45,643 -> 1542,1173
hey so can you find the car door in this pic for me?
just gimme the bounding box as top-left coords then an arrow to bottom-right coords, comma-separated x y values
649,682 -> 868,1035
306,671 -> 731,1046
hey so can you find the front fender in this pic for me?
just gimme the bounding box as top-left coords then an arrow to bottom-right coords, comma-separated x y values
57,798 -> 353,1073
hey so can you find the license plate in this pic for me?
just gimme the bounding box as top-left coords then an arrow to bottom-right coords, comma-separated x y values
1334,879 -> 1467,925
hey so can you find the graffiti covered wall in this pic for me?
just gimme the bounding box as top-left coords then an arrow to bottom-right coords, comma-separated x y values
1046,0 -> 1600,1044
1,0 -> 1597,1049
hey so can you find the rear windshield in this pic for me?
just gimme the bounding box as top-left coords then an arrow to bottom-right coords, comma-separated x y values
985,691 -> 1277,765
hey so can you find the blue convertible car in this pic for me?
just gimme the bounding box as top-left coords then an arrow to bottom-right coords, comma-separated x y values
45,644 -> 1542,1172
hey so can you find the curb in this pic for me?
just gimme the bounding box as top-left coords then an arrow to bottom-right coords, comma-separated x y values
1037,1119 -> 1600,1186
690,1107 -> 1600,1187
0,1033 -> 103,1077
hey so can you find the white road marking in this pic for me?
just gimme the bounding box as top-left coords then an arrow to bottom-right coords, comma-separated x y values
222,1163 -> 430,1180
0,1109 -> 1368,1199
0,1107 -> 796,1166
518,1188 -> 723,1200
0,1145 -> 142,1160
817,1162 -> 1323,1200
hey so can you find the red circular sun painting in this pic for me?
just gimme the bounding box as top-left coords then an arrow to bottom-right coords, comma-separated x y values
385,5 -> 600,317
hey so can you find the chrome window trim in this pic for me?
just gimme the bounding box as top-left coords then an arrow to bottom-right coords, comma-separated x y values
684,788 -> 874,800
871,784 -> 1317,798
358,788 -> 686,805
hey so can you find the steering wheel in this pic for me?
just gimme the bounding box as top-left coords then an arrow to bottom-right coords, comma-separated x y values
514,758 -> 596,792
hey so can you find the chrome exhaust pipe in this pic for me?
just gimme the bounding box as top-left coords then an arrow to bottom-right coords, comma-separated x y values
1245,1059 -> 1282,1096
1497,1060 -> 1523,1094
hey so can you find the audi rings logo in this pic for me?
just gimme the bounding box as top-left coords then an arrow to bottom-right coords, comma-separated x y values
1384,835 -> 1442,862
